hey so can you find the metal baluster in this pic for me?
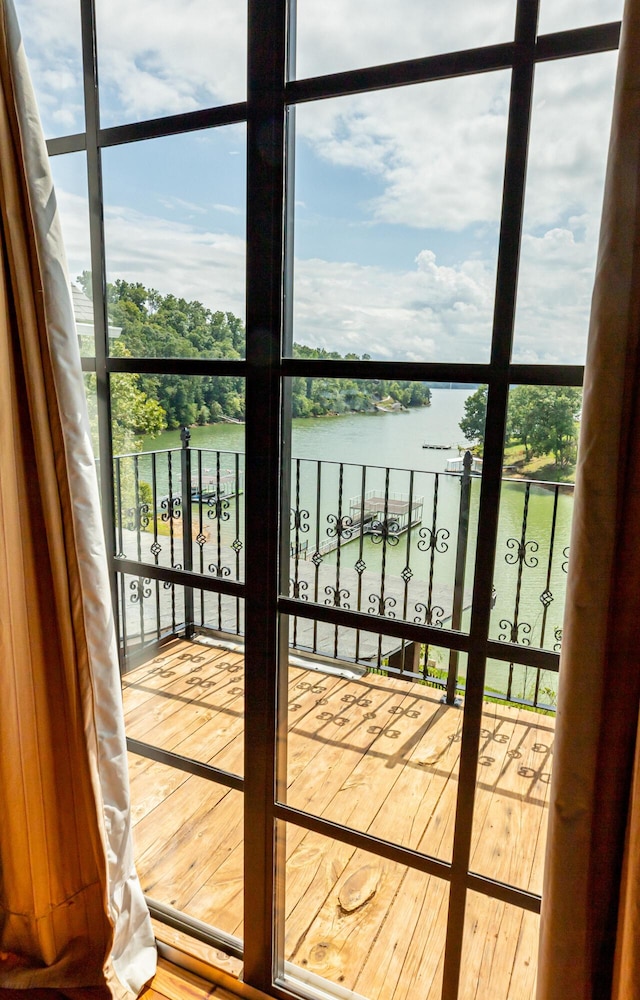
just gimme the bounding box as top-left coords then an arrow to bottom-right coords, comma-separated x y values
180,427 -> 193,639
354,464 -> 367,662
195,447 -> 205,628
151,452 -> 161,640
235,452 -> 243,635
446,450 -> 472,705
312,460 -> 322,653
501,482 -> 538,701
114,456 -> 125,558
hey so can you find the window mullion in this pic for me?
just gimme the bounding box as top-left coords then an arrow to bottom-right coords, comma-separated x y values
79,0 -> 120,651
243,0 -> 288,991
441,1 -> 540,997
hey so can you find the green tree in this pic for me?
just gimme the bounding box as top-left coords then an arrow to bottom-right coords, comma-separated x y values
85,340 -> 166,455
459,385 -> 488,445
508,385 -> 539,461
526,386 -> 582,467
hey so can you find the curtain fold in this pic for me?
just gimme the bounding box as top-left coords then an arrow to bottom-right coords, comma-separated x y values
0,1 -> 156,996
537,1 -> 640,997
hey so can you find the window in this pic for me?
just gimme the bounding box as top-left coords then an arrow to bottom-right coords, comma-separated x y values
18,0 -> 621,997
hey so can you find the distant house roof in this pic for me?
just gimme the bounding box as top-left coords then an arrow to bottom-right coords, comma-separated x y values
72,283 -> 122,339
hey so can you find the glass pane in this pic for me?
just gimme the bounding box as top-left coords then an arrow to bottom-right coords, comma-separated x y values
95,0 -> 247,125
103,128 -> 246,359
281,825 -> 448,999
111,384 -> 245,582
83,373 -> 99,461
123,634 -> 244,777
513,53 -> 617,364
129,757 -> 243,940
469,668 -> 554,894
286,380 -> 482,631
49,153 -> 94,356
117,569 -> 244,662
491,384 -> 577,657
282,636 -> 464,861
538,0 -> 622,35
150,917 -> 243,977
288,75 -> 508,363
294,0 -> 515,80
460,892 -> 539,999
15,0 -> 84,138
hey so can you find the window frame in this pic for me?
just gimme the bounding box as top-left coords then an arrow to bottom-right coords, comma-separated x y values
42,1 -> 621,997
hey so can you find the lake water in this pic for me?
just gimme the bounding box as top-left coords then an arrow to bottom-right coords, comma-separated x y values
145,388 -> 473,473
142,388 -> 571,703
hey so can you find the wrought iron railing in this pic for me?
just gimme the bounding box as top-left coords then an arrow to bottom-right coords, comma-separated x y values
114,432 -> 572,712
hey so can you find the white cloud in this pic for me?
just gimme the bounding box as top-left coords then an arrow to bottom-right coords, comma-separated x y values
538,0 -> 622,36
102,205 -> 246,317
293,249 -> 496,362
94,0 -> 246,123
14,0 -> 84,135
53,189 -> 246,319
522,52 -> 617,229
296,75 -> 509,232
25,0 -> 618,365
513,220 -> 601,364
295,0 -> 516,80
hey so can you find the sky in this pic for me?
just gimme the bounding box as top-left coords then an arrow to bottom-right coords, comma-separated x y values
14,0 -> 622,365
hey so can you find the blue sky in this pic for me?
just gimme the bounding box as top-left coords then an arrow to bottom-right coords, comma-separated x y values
14,0 -> 622,364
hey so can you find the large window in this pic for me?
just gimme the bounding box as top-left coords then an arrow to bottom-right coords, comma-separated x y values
18,1 -> 621,997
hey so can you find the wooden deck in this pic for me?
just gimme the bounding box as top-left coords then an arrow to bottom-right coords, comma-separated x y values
124,637 -> 554,1000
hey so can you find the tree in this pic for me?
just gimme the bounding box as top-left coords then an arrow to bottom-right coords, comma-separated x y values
459,385 -> 488,445
526,386 -> 581,467
85,340 -> 166,455
508,385 -> 539,461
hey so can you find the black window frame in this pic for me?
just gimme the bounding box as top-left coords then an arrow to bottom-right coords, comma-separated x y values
40,2 -> 621,997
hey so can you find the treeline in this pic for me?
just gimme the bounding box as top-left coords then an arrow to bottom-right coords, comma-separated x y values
79,275 -> 431,432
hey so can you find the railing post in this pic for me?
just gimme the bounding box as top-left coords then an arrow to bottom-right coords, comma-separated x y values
444,450 -> 472,706
181,426 -> 194,639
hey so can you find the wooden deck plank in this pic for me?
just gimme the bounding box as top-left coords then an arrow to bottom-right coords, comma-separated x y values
469,704 -> 554,895
124,648 -> 244,754
126,640 -> 551,1000
458,893 -> 538,1000
287,845 -> 406,990
185,843 -> 244,938
143,957 -> 238,1000
352,870 -> 448,1000
365,700 -> 462,858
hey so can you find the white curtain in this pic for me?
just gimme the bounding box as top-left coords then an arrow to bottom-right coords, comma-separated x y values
0,1 -> 156,994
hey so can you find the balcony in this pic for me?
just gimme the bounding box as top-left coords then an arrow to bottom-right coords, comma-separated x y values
116,438 -> 565,997
125,635 -> 551,999
114,436 -> 570,712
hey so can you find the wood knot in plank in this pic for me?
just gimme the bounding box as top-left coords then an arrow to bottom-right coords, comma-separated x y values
338,865 -> 380,913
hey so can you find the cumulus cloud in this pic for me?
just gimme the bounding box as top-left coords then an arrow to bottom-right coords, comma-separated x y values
15,0 -> 246,132
513,220 -> 601,364
295,74 -> 509,232
53,189 -> 246,319
15,0 -> 84,136
295,0 -> 516,80
293,248 -> 496,362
